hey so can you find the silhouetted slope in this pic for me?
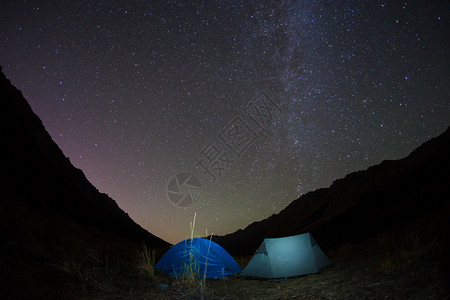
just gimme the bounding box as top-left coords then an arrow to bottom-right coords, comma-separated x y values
214,126 -> 450,255
0,66 -> 169,250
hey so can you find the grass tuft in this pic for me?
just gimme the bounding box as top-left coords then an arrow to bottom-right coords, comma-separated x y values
135,244 -> 156,278
52,250 -> 114,294
169,212 -> 210,299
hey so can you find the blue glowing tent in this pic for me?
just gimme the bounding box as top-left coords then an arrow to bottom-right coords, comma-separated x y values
155,238 -> 242,279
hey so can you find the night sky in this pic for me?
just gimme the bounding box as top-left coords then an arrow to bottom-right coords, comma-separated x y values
1,1 -> 449,244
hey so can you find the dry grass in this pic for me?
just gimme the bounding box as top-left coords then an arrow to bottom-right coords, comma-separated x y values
51,249 -> 114,295
168,212 -> 210,299
3,207 -> 447,299
135,244 -> 156,278
4,228 -> 447,300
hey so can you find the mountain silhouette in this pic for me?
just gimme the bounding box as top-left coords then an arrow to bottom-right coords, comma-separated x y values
0,66 -> 169,259
214,126 -> 450,256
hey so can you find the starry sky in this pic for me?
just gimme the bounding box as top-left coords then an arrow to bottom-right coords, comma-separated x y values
1,1 -> 449,244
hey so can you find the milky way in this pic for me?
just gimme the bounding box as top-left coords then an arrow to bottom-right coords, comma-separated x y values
1,1 -> 449,243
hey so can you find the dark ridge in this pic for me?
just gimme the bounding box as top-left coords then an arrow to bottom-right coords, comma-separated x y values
213,126 -> 450,256
0,66 -> 170,250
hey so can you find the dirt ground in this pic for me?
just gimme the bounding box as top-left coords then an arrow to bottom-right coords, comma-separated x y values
121,247 -> 448,300
204,254 -> 446,300
2,230 -> 448,299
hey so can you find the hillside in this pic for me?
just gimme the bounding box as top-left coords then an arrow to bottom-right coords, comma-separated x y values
0,67 -> 170,298
213,126 -> 450,256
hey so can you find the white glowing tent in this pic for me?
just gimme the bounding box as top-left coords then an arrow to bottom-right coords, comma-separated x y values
240,233 -> 331,279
